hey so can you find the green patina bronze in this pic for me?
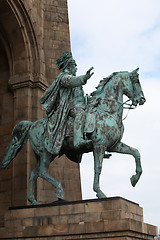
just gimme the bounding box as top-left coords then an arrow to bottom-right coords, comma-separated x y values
1,51 -> 146,205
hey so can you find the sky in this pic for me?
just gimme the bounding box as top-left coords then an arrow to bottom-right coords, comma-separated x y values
68,0 -> 160,229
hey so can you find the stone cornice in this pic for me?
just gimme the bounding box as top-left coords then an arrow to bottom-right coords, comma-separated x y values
9,74 -> 49,91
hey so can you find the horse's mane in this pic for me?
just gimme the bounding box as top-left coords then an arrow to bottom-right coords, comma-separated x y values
90,72 -> 118,97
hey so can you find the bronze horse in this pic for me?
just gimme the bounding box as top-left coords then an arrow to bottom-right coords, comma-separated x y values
1,68 -> 146,205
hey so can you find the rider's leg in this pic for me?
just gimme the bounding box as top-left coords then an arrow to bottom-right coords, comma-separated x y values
73,107 -> 91,148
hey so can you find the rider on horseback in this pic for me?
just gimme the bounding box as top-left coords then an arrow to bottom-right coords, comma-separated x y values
39,51 -> 94,154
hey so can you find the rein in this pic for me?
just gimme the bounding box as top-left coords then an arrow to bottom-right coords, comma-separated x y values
107,98 -> 135,109
122,100 -> 137,120
98,98 -> 137,121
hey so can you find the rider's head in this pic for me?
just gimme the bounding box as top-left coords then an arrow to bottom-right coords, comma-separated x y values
66,59 -> 77,76
56,50 -> 77,76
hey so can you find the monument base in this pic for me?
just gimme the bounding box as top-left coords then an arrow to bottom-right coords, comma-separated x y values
0,197 -> 157,239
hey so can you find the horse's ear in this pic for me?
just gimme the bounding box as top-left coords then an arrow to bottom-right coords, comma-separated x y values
132,68 -> 139,74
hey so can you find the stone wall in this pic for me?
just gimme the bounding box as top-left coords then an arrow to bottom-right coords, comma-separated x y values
0,0 -> 82,228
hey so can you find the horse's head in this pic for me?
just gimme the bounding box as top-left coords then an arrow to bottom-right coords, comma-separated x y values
124,68 -> 146,107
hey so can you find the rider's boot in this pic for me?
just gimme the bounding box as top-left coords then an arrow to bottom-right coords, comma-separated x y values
74,114 -> 91,149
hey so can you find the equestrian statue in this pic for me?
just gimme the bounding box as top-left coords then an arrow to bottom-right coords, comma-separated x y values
1,51 -> 146,205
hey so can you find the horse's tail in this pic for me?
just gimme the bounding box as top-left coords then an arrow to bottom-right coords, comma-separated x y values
1,121 -> 32,169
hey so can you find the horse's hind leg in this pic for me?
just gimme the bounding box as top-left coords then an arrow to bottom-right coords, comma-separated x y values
28,162 -> 40,205
39,152 -> 63,200
110,141 -> 142,187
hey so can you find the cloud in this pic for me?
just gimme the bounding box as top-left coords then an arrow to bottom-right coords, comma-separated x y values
68,0 -> 160,75
68,0 -> 160,228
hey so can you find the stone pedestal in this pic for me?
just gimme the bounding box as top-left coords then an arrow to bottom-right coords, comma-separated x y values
0,197 -> 157,240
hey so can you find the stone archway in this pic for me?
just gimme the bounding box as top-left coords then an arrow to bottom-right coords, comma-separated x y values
0,0 -> 45,84
0,34 -> 13,219
0,34 -> 13,155
0,0 -> 46,209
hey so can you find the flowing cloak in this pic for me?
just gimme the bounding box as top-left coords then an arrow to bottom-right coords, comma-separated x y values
39,72 -> 73,155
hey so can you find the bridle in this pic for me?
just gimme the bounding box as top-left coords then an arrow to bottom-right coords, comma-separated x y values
90,71 -> 139,121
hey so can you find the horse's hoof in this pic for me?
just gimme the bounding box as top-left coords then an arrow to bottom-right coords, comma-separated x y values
96,191 -> 107,199
32,200 -> 40,205
56,186 -> 64,200
130,176 -> 136,187
28,198 -> 40,205
130,174 -> 140,187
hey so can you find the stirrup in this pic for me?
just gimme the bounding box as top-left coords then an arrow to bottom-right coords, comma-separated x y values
103,152 -> 112,159
74,138 -> 92,149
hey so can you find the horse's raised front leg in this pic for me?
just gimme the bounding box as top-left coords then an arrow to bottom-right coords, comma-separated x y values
110,141 -> 142,187
39,152 -> 64,200
93,144 -> 107,198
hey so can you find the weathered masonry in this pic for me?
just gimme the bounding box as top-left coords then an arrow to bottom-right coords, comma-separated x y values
0,0 -> 82,225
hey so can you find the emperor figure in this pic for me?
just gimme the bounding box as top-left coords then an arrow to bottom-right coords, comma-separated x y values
39,51 -> 94,155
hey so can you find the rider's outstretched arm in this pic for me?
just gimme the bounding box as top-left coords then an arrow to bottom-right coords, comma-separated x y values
61,67 -> 94,88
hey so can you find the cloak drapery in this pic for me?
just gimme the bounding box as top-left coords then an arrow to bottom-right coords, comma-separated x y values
39,72 -> 73,155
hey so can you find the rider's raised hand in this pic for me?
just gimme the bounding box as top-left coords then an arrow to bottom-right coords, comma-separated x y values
84,67 -> 94,83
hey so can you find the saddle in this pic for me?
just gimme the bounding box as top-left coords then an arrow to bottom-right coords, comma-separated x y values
65,111 -> 96,137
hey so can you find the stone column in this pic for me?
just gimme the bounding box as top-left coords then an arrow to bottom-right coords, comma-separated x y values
8,75 -> 46,206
